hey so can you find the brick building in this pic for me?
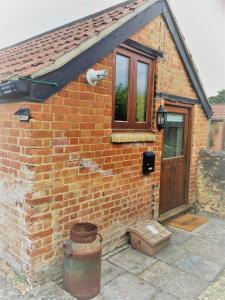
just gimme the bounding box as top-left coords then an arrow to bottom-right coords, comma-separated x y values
0,0 -> 212,284
210,104 -> 225,151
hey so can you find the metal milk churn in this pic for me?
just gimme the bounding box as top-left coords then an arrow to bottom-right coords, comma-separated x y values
63,222 -> 102,300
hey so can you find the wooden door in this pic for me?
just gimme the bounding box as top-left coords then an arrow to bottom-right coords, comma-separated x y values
159,105 -> 191,215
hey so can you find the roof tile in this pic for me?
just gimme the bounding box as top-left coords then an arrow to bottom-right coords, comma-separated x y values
0,0 -> 147,82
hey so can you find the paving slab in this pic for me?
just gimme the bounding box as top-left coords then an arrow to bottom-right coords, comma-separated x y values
101,272 -> 156,300
166,226 -> 193,245
139,261 -> 208,300
173,253 -> 224,282
183,236 -> 225,263
153,242 -> 187,264
0,277 -> 22,300
199,213 -> 225,227
101,260 -> 124,285
152,290 -> 179,300
107,247 -> 157,274
193,222 -> 225,245
24,282 -> 74,300
198,269 -> 225,300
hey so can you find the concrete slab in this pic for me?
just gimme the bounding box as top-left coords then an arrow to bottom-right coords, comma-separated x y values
198,269 -> 225,300
107,247 -> 157,274
153,243 -> 187,264
25,282 -> 74,300
101,272 -> 156,300
152,291 -> 179,300
139,261 -> 208,300
173,253 -> 224,282
193,222 -> 225,245
199,213 -> 225,227
183,237 -> 225,263
166,226 -> 193,245
209,217 -> 225,227
0,278 -> 22,300
101,260 -> 124,285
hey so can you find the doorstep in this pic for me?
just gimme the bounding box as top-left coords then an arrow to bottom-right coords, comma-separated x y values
158,204 -> 193,224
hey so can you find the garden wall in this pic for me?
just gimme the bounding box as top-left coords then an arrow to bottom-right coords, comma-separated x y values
197,150 -> 225,216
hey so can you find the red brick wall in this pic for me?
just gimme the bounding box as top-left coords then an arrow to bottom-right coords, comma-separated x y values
0,16 -> 209,284
188,106 -> 209,204
131,16 -> 197,99
0,102 -> 34,272
210,121 -> 225,151
24,57 -> 163,283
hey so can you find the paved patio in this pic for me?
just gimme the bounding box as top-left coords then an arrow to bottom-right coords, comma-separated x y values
1,213 -> 225,300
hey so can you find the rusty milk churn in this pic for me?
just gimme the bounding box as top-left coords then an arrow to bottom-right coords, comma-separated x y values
63,222 -> 102,300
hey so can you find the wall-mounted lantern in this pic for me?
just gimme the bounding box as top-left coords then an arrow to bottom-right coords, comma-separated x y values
14,108 -> 32,122
157,105 -> 167,130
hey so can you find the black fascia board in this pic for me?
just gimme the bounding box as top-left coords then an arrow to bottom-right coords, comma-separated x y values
162,0 -> 212,118
211,118 -> 224,122
124,39 -> 165,59
156,91 -> 201,105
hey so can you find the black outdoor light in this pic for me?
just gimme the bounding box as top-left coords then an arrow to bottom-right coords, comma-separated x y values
14,108 -> 32,122
157,105 -> 167,130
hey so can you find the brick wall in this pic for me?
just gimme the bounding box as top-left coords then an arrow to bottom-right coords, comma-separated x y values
0,102 -> 34,273
210,121 -> 225,152
131,16 -> 197,99
189,105 -> 209,204
197,150 -> 225,216
0,16 -> 209,284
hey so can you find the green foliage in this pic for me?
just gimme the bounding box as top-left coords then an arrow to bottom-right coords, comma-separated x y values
115,84 -> 128,121
136,95 -> 147,122
209,89 -> 225,104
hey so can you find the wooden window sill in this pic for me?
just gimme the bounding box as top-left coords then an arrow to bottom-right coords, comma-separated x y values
111,132 -> 156,143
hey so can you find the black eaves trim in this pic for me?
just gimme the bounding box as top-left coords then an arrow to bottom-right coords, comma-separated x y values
124,39 -> 165,59
156,92 -> 201,105
0,0 -> 212,119
211,119 -> 224,122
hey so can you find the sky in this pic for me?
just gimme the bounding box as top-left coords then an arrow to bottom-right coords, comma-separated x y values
0,0 -> 224,97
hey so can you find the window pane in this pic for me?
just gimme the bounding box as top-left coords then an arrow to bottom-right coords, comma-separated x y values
136,61 -> 148,122
114,54 -> 129,121
163,113 -> 184,158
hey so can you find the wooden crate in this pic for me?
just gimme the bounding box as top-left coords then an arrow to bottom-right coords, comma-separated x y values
127,220 -> 172,256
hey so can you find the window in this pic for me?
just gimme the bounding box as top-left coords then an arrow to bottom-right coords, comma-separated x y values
163,113 -> 185,158
113,47 -> 155,130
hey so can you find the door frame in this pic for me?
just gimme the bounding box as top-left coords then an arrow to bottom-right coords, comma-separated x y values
159,100 -> 193,216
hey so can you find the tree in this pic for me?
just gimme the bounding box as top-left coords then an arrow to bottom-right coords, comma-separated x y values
115,84 -> 128,121
209,89 -> 225,104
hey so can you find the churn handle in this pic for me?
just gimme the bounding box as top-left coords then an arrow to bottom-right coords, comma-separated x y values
97,233 -> 102,243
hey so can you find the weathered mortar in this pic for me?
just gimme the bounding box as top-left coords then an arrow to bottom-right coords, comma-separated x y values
197,150 -> 225,216
0,166 -> 34,274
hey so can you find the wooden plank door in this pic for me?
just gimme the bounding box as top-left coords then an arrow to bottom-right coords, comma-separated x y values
159,105 -> 191,215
